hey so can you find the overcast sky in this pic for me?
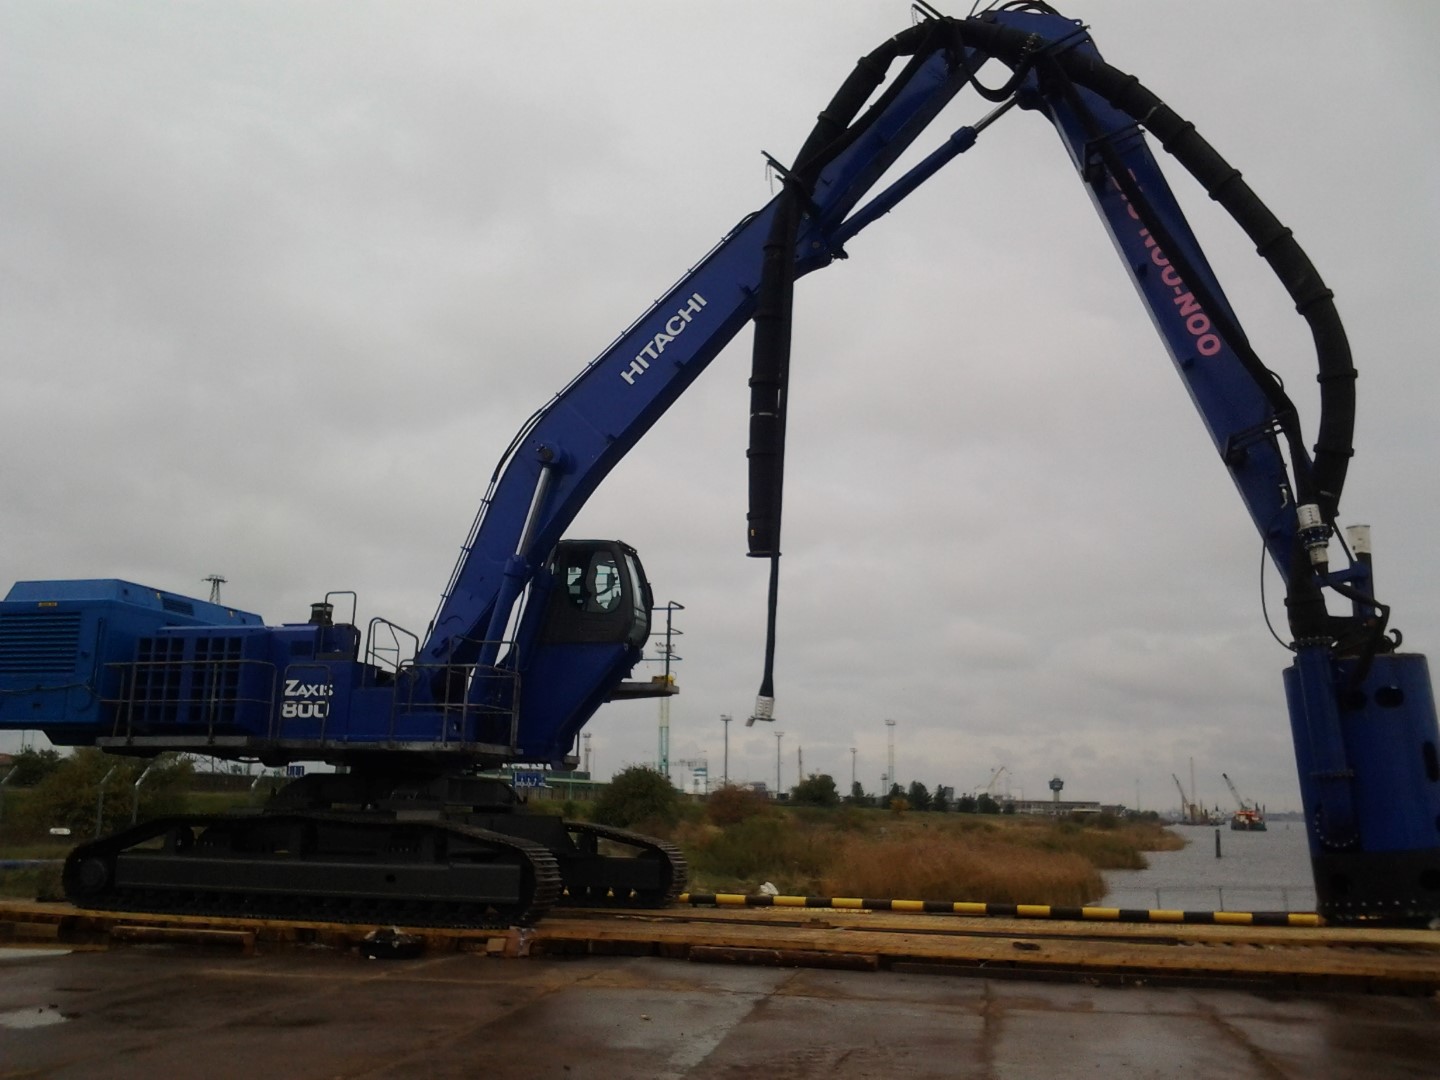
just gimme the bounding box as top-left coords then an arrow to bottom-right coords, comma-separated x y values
3,2 -> 1437,815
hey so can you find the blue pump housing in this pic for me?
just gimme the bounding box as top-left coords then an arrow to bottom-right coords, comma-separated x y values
0,580 -> 262,743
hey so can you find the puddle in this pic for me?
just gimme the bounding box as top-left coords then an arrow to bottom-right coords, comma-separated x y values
0,1005 -> 71,1030
0,948 -> 73,962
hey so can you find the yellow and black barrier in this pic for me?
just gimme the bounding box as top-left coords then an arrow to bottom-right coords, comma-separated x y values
676,892 -> 1323,928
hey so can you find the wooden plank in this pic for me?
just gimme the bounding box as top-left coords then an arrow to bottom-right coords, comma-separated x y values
615,903 -> 1440,950
529,917 -> 1440,987
2,899 -> 1436,991
108,924 -> 256,954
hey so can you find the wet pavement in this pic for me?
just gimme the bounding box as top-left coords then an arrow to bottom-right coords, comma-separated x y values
2,945 -> 1437,1079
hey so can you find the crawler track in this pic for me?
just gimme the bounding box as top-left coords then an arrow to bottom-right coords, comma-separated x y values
557,822 -> 689,908
63,811 -> 562,929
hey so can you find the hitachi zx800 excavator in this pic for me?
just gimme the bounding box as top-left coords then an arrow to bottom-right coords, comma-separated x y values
3,3 -> 1438,926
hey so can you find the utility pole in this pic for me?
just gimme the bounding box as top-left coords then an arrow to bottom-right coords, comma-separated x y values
885,718 -> 897,795
774,730 -> 785,798
203,574 -> 226,604
583,733 -> 592,775
652,601 -> 684,778
720,714 -> 732,786
850,746 -> 857,791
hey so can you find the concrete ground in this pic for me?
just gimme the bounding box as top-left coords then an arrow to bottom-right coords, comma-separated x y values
2,945 -> 1438,1079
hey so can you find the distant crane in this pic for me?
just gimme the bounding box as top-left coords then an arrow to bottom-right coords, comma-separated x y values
1172,772 -> 1201,824
976,765 -> 1009,797
971,766 -> 1010,808
1221,772 -> 1266,831
1221,772 -> 1252,812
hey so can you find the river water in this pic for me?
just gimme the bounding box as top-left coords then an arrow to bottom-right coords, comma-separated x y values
1099,822 -> 1317,913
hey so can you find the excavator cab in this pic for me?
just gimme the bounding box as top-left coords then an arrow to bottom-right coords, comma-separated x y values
485,539 -> 655,764
537,541 -> 651,649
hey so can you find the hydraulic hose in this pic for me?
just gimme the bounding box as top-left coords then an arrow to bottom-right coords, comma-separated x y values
957,14 -> 1356,523
746,20 -> 959,716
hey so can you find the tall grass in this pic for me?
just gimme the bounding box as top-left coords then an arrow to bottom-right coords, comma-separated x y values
679,816 -> 833,889
674,807 -> 1179,904
821,831 -> 1104,906
1005,819 -> 1185,870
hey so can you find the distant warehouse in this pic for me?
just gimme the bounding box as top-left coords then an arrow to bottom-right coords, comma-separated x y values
1008,798 -> 1103,816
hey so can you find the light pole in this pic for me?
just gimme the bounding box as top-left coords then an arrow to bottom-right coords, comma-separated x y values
720,714 -> 732,786
774,730 -> 785,798
849,746 -> 857,792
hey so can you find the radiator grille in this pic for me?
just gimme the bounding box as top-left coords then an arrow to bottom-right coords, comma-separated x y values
0,611 -> 82,674
128,635 -> 247,728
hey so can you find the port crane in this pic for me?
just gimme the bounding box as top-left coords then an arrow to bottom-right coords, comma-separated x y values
1171,773 -> 1201,825
2,4 -> 1439,924
974,765 -> 1009,797
1222,773 -> 1267,832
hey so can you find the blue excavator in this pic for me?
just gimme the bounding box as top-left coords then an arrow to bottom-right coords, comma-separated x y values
2,3 -> 1437,926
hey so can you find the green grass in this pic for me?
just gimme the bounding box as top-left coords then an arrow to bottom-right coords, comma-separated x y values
0,865 -> 64,901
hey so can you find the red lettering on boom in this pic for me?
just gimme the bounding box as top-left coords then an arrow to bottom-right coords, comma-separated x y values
1109,174 -> 1224,361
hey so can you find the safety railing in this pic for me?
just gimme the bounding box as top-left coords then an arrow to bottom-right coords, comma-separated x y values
104,657 -> 276,744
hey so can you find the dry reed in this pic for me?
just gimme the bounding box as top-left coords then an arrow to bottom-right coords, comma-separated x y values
820,830 -> 1106,906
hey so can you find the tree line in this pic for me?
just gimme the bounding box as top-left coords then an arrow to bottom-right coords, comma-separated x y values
789,772 -> 1014,813
1,746 -> 193,840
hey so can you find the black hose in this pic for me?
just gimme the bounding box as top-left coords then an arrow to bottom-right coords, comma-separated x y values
958,14 -> 1356,522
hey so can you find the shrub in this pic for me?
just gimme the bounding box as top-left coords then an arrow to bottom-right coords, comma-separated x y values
683,814 -> 830,892
705,784 -> 772,826
5,747 -> 63,787
19,748 -> 192,838
792,773 -> 840,807
590,765 -> 680,830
